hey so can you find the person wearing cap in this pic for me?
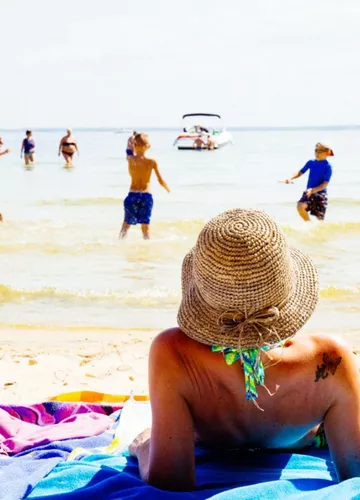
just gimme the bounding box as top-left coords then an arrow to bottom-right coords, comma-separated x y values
129,209 -> 360,491
284,143 -> 334,221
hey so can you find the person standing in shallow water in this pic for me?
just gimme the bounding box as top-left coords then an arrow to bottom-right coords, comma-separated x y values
58,129 -> 79,167
21,130 -> 36,166
119,133 -> 170,240
283,142 -> 334,221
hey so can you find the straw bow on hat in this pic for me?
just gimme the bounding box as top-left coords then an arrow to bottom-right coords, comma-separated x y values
177,209 -> 319,405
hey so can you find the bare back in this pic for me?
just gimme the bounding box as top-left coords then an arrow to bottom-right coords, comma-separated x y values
128,156 -> 156,192
177,333 -> 332,448
147,328 -> 360,489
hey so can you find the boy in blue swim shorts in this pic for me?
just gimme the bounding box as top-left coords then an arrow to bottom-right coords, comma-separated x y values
283,142 -> 334,221
120,133 -> 170,240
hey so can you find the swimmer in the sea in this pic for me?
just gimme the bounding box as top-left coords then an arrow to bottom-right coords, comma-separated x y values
120,133 -> 170,240
192,136 -> 206,150
207,134 -> 216,150
21,130 -> 35,166
58,129 -> 79,167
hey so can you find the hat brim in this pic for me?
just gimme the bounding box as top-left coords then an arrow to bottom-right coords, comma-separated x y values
177,247 -> 318,349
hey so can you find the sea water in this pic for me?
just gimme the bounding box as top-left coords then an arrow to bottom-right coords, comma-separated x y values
0,128 -> 360,339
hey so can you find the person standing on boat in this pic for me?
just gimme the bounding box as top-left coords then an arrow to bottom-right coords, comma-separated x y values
126,131 -> 137,157
58,129 -> 79,167
283,142 -> 333,221
194,125 -> 209,134
20,130 -> 35,166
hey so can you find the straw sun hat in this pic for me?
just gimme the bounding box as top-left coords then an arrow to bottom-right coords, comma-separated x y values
178,208 -> 319,352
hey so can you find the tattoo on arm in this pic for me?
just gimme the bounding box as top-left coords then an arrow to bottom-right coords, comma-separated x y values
315,353 -> 342,382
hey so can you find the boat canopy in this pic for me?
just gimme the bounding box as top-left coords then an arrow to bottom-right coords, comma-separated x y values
182,113 -> 221,119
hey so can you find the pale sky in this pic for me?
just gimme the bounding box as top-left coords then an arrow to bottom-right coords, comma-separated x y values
1,0 -> 360,128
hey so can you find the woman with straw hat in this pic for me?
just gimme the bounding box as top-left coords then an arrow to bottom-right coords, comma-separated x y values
130,208 -> 360,491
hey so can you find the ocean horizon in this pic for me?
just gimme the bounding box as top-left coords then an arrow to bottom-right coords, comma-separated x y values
2,124 -> 360,133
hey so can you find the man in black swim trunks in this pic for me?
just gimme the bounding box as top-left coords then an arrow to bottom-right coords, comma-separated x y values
283,142 -> 334,221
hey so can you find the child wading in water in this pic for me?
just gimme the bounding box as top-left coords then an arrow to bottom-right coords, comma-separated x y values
119,133 -> 170,240
284,142 -> 333,221
21,130 -> 36,167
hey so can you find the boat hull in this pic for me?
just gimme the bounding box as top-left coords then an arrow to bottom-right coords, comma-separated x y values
177,140 -> 231,150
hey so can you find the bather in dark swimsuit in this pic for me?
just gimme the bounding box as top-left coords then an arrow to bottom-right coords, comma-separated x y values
23,138 -> 35,155
62,142 -> 76,157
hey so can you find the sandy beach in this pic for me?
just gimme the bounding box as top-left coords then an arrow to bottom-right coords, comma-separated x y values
0,329 -> 155,404
1,328 -> 360,404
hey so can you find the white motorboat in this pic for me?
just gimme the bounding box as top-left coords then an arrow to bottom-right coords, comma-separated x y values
173,113 -> 232,150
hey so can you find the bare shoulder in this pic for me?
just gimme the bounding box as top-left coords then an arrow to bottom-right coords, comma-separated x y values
270,334 -> 357,388
149,329 -> 194,395
146,157 -> 158,169
150,327 -> 192,354
290,333 -> 353,357
303,333 -> 359,384
308,333 -> 355,361
150,328 -> 207,366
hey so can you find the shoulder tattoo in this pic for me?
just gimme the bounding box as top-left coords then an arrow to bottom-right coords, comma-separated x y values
315,353 -> 342,382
